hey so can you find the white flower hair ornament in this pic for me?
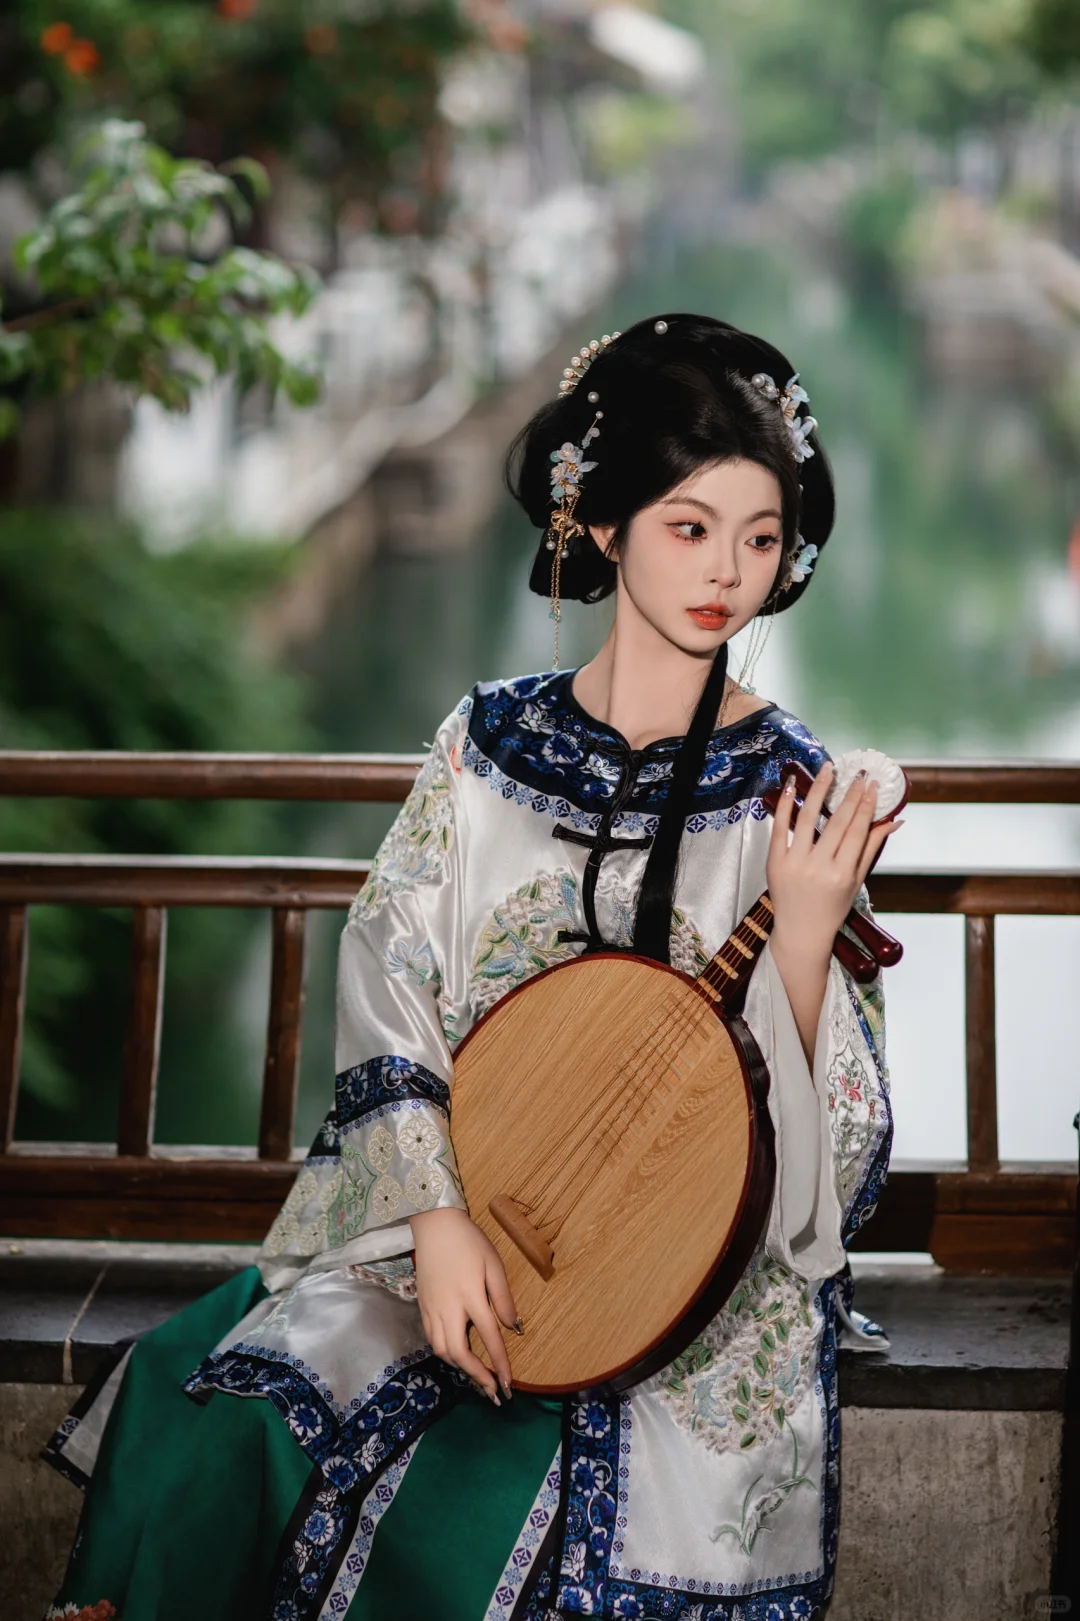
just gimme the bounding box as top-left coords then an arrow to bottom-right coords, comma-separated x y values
545,409 -> 602,668
750,370 -> 821,593
750,371 -> 818,464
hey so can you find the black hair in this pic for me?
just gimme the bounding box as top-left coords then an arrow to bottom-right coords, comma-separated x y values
505,312 -> 835,616
505,313 -> 836,966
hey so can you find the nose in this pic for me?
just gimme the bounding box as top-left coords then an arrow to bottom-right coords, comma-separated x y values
706,540 -> 739,590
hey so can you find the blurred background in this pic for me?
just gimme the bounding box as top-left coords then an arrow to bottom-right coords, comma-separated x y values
2,0 -> 1079,1176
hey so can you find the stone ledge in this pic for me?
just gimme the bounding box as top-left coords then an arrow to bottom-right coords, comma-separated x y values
0,1242 -> 1070,1410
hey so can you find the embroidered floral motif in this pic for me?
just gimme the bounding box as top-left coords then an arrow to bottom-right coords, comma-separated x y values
45,1605 -> 117,1621
386,938 -> 438,987
349,747 -> 454,924
710,1426 -> 816,1553
659,1253 -> 817,1452
470,870 -> 580,1016
397,1115 -> 442,1160
349,1255 -> 418,1301
325,1058 -> 461,1240
263,1163 -> 344,1258
467,671 -> 828,820
593,867 -> 709,972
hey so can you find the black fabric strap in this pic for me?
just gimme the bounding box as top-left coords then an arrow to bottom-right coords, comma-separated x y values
631,644 -> 729,964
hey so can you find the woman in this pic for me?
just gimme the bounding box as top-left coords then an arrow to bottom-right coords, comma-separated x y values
46,315 -> 899,1621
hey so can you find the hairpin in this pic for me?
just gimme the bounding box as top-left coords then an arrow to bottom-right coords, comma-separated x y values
558,332 -> 621,397
545,409 -> 602,666
783,532 -> 818,589
750,372 -> 817,464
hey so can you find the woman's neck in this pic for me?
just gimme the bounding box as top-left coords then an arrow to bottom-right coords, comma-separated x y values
571,617 -> 767,752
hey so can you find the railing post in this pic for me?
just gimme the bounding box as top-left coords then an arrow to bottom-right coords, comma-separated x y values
0,905 -> 29,1151
118,906 -> 167,1157
965,913 -> 999,1173
259,907 -> 308,1161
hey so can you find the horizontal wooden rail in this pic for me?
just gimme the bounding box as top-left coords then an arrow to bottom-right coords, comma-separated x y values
0,1152 -> 1071,1263
0,752 -> 426,801
1,750 -> 1077,1270
1,751 -> 1079,803
0,855 -> 369,909
0,858 -> 1077,916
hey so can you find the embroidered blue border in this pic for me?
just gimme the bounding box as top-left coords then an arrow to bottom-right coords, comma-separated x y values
466,672 -> 828,820
184,1346 -> 465,1486
336,1055 -> 450,1132
840,982 -> 894,1246
519,1285 -> 841,1621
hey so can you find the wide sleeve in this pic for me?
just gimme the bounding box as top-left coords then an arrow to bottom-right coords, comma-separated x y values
740,886 -> 892,1284
327,705 -> 472,1260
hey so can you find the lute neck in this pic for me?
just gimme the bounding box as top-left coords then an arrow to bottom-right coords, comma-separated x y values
693,893 -> 774,1011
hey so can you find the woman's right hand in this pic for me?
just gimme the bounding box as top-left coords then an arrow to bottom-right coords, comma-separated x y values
410,1206 -> 519,1404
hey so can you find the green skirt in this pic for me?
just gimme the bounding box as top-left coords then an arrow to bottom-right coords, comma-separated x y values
51,1267 -> 562,1621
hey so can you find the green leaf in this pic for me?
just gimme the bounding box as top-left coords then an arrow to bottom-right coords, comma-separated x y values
736,1376 -> 751,1406
0,397 -> 21,441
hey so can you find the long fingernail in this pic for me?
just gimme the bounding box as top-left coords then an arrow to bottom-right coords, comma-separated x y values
499,1376 -> 513,1401
489,1388 -> 502,1407
784,774 -> 796,795
855,769 -> 867,781
512,1317 -> 525,1336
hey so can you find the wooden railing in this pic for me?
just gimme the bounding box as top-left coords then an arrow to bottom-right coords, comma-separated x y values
1,751 -> 1078,1271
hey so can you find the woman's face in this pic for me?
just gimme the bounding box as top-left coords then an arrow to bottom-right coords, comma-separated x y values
590,457 -> 786,656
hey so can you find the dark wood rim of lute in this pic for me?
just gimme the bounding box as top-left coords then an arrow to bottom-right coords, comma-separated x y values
451,950 -> 777,1399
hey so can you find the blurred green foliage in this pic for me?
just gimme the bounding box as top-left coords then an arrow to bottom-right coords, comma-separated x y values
0,509 -> 311,1138
667,0 -> 1055,173
839,171 -> 920,289
0,119 -> 320,441
1026,0 -> 1080,74
5,0 -> 486,233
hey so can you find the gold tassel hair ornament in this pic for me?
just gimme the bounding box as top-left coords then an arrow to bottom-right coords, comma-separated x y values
546,329 -> 622,667
546,410 -> 602,669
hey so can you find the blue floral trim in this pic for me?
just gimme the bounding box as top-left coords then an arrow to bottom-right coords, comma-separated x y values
272,1447 -> 419,1621
466,672 -> 828,819
841,982 -> 894,1245
336,1054 -> 450,1133
519,1285 -> 840,1621
842,1119 -> 893,1247
486,1455 -> 563,1620
184,1345 -> 465,1484
273,1475 -> 354,1620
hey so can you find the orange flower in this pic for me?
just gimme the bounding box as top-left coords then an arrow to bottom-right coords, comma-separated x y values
40,21 -> 74,54
303,23 -> 337,55
217,0 -> 257,16
64,38 -> 101,76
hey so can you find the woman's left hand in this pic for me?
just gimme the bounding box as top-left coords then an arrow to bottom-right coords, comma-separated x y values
766,761 -> 903,960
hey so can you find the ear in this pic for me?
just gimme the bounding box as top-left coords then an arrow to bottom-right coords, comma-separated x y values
588,523 -> 617,559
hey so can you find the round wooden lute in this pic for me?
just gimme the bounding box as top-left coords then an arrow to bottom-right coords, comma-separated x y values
450,749 -> 907,1396
450,940 -> 775,1396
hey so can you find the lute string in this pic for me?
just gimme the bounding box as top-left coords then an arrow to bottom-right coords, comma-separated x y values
524,983 -> 714,1232
516,982 -> 701,1223
509,900 -> 772,1235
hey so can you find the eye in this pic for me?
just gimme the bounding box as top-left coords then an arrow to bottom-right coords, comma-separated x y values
672,520 -> 707,542
749,532 -> 780,551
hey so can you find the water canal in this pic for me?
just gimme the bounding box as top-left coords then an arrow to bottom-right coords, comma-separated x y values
281,238 -> 1080,1175
93,238 -> 1075,1176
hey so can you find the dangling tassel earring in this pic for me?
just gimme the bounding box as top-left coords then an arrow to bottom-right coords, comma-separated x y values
546,527 -> 566,669
738,611 -> 774,695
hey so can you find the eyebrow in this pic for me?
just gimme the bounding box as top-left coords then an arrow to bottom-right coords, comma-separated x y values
660,497 -> 782,524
